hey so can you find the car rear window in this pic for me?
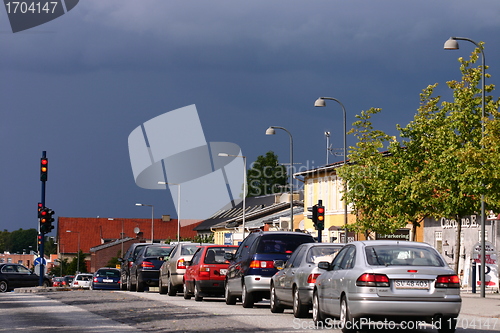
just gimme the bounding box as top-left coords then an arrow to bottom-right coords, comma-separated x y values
181,245 -> 200,255
365,245 -> 444,267
307,246 -> 342,264
204,247 -> 237,264
256,234 -> 314,254
144,246 -> 173,257
97,270 -> 120,278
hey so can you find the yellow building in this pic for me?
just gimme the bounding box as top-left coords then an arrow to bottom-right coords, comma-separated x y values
294,162 -> 423,242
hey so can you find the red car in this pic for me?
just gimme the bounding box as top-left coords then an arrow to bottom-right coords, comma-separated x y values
183,245 -> 237,301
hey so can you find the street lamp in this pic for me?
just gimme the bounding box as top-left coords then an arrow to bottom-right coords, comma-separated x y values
157,182 -> 181,242
266,126 -> 294,229
314,97 -> 348,232
218,152 -> 247,239
66,230 -> 80,274
136,203 -> 154,242
444,36 -> 486,298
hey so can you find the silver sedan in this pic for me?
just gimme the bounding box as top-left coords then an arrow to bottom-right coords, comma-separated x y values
313,240 -> 461,333
270,243 -> 344,317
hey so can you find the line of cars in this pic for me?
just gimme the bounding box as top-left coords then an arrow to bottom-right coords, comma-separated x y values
119,232 -> 461,333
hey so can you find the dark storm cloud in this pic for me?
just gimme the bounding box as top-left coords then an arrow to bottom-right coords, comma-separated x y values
1,0 -> 500,232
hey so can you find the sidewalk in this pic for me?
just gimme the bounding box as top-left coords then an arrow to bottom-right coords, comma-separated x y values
460,290 -> 500,320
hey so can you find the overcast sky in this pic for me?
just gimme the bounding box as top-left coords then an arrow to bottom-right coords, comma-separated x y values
1,1 -> 500,233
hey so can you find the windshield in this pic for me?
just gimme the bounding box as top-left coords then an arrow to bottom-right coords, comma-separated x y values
256,235 -> 313,254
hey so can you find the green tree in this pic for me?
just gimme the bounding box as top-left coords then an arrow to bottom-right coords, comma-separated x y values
10,228 -> 37,254
67,250 -> 87,274
247,151 -> 288,197
106,250 -> 122,268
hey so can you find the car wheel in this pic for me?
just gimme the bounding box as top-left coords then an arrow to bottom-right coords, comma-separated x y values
167,274 -> 176,296
183,281 -> 192,299
293,286 -> 308,318
42,280 -> 51,288
159,277 -> 168,294
127,275 -> 136,292
340,296 -> 357,333
225,280 -> 237,305
194,282 -> 203,302
312,291 -> 324,326
270,283 -> 284,313
0,281 -> 8,293
136,274 -> 145,292
438,317 -> 457,333
241,282 -> 254,308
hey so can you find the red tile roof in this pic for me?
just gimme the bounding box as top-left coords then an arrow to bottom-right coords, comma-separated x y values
57,217 -> 202,253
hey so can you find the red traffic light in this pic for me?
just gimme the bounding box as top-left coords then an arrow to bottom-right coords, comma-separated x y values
317,206 -> 325,221
40,158 -> 48,181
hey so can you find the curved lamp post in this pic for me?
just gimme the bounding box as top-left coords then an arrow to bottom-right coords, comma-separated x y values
135,203 -> 154,242
266,126 -> 294,229
444,36 -> 486,298
157,182 -> 181,242
314,97 -> 348,232
218,153 -> 247,239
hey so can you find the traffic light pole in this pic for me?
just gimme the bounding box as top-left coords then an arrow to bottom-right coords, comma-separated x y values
39,151 -> 46,286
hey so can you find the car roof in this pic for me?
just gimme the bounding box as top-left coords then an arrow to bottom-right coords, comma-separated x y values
355,240 -> 434,247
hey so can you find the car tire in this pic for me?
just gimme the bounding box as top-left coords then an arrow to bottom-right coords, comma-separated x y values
127,276 -> 136,292
42,280 -> 51,288
312,291 -> 324,326
225,280 -> 237,305
167,274 -> 177,296
293,286 -> 308,318
438,317 -> 457,333
0,281 -> 8,293
194,282 -> 203,302
183,281 -> 192,299
340,296 -> 357,333
159,277 -> 168,294
241,283 -> 254,308
136,274 -> 145,292
270,283 -> 284,313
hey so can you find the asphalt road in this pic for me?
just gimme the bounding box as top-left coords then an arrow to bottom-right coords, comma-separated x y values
1,289 -> 498,332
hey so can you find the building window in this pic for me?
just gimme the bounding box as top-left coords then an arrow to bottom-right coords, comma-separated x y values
435,231 -> 443,253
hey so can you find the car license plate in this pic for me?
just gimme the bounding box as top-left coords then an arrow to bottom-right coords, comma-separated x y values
220,269 -> 227,276
103,279 -> 113,283
394,280 -> 429,289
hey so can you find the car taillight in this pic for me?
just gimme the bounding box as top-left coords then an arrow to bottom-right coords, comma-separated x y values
356,273 -> 390,287
307,273 -> 321,284
435,275 -> 460,288
141,261 -> 155,269
249,260 -> 275,268
177,258 -> 186,269
199,266 -> 210,277
93,277 -> 98,282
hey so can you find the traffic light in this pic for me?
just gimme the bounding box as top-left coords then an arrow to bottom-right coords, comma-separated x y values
39,207 -> 55,234
316,205 -> 325,231
40,157 -> 48,181
307,204 -> 318,225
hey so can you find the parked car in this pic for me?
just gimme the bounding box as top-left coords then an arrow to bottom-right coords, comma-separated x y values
129,244 -> 174,292
0,263 -> 51,292
183,245 -> 238,301
119,242 -> 152,291
62,275 -> 74,287
51,276 -> 65,287
71,273 -> 93,289
91,267 -> 121,290
271,242 -> 344,317
224,231 -> 315,308
312,240 -> 461,333
159,242 -> 212,296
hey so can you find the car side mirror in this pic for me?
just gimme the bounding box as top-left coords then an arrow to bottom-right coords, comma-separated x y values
317,261 -> 331,271
273,260 -> 285,270
224,253 -> 234,261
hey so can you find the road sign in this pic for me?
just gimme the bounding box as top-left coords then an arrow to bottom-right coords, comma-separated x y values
34,257 -> 47,266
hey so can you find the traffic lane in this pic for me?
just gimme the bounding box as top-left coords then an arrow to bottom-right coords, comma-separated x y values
0,293 -> 139,332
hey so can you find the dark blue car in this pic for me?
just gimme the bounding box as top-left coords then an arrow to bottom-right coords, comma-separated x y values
90,267 -> 121,290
